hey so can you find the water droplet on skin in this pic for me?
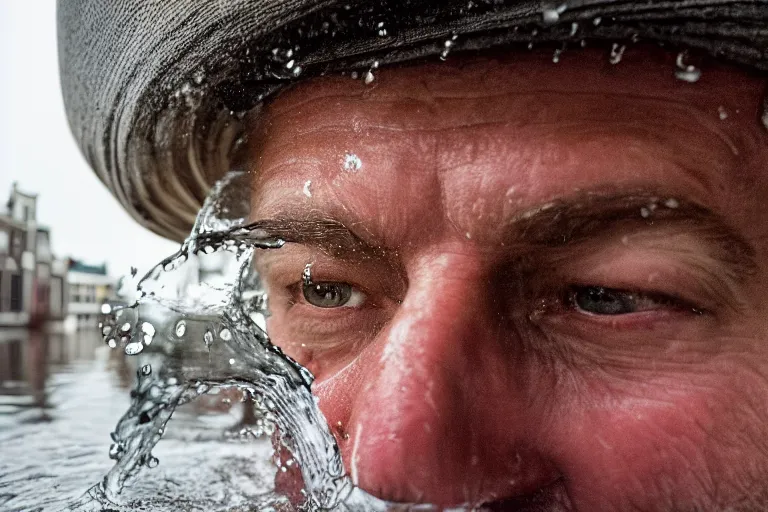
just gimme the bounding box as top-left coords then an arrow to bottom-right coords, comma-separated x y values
664,198 -> 679,209
303,180 -> 312,197
552,48 -> 562,63
570,22 -> 579,36
174,320 -> 186,337
286,59 -> 295,69
674,52 -> 701,83
343,153 -> 362,172
147,456 -> 159,468
220,328 -> 232,341
107,339 -> 117,349
465,232 -> 472,239
350,71 -> 359,80
640,207 -> 651,218
102,325 -> 112,336
193,70 -> 205,85
593,16 -> 602,25
120,322 -> 131,332
124,342 -> 144,355
363,70 -> 375,85
718,106 -> 729,120
141,364 -> 152,376
609,43 -> 626,65
229,358 -> 236,365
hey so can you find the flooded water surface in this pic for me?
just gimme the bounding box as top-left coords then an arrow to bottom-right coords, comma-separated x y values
0,174 -> 391,512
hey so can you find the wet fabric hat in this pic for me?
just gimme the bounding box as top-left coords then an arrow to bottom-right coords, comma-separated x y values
57,0 -> 768,241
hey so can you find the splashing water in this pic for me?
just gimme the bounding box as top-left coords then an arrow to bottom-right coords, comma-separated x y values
68,172 -> 400,512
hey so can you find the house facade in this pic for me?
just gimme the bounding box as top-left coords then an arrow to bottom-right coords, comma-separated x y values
0,184 -> 68,328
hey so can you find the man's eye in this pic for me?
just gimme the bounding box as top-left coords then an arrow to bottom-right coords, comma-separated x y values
301,281 -> 366,308
569,286 -> 674,315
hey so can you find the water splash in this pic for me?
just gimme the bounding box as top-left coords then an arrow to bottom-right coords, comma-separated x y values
68,172 -> 399,512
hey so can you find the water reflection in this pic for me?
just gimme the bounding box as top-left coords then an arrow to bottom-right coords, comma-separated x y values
0,328 -> 135,511
0,328 -> 116,426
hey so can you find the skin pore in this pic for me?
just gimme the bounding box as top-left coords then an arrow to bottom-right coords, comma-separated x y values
245,46 -> 768,510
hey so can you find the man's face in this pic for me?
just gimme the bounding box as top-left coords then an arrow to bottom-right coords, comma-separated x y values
246,47 -> 768,510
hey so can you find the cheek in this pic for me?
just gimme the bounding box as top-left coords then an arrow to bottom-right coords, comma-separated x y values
548,362 -> 768,507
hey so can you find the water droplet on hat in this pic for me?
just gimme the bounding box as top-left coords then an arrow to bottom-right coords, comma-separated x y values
542,3 -> 566,25
175,320 -> 186,337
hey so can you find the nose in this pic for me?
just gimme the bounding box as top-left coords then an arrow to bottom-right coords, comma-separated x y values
315,247 -> 560,506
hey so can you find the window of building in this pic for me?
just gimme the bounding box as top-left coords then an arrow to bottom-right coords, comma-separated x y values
10,273 -> 22,312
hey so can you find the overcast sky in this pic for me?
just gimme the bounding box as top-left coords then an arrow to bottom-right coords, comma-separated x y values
0,1 -> 178,278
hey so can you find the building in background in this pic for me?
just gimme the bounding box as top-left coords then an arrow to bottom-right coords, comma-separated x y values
64,259 -> 114,332
0,183 -> 68,328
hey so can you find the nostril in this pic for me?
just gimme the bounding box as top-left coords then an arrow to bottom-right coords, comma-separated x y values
478,478 -> 571,512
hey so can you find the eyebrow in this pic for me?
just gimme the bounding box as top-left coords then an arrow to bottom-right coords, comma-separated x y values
246,189 -> 757,279
245,216 -> 387,261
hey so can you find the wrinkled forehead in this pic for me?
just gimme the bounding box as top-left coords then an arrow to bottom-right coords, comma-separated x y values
259,45 -> 765,125
249,46 -> 767,197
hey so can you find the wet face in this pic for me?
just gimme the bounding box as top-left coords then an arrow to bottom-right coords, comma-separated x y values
247,47 -> 768,510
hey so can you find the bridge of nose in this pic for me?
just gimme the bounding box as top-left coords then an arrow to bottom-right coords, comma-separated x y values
315,246 -> 551,503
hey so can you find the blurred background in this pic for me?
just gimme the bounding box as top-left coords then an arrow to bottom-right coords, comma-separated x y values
0,0 -> 178,336
0,3 -> 181,507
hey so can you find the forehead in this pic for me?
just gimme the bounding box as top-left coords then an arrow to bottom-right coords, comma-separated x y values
247,46 -> 767,244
